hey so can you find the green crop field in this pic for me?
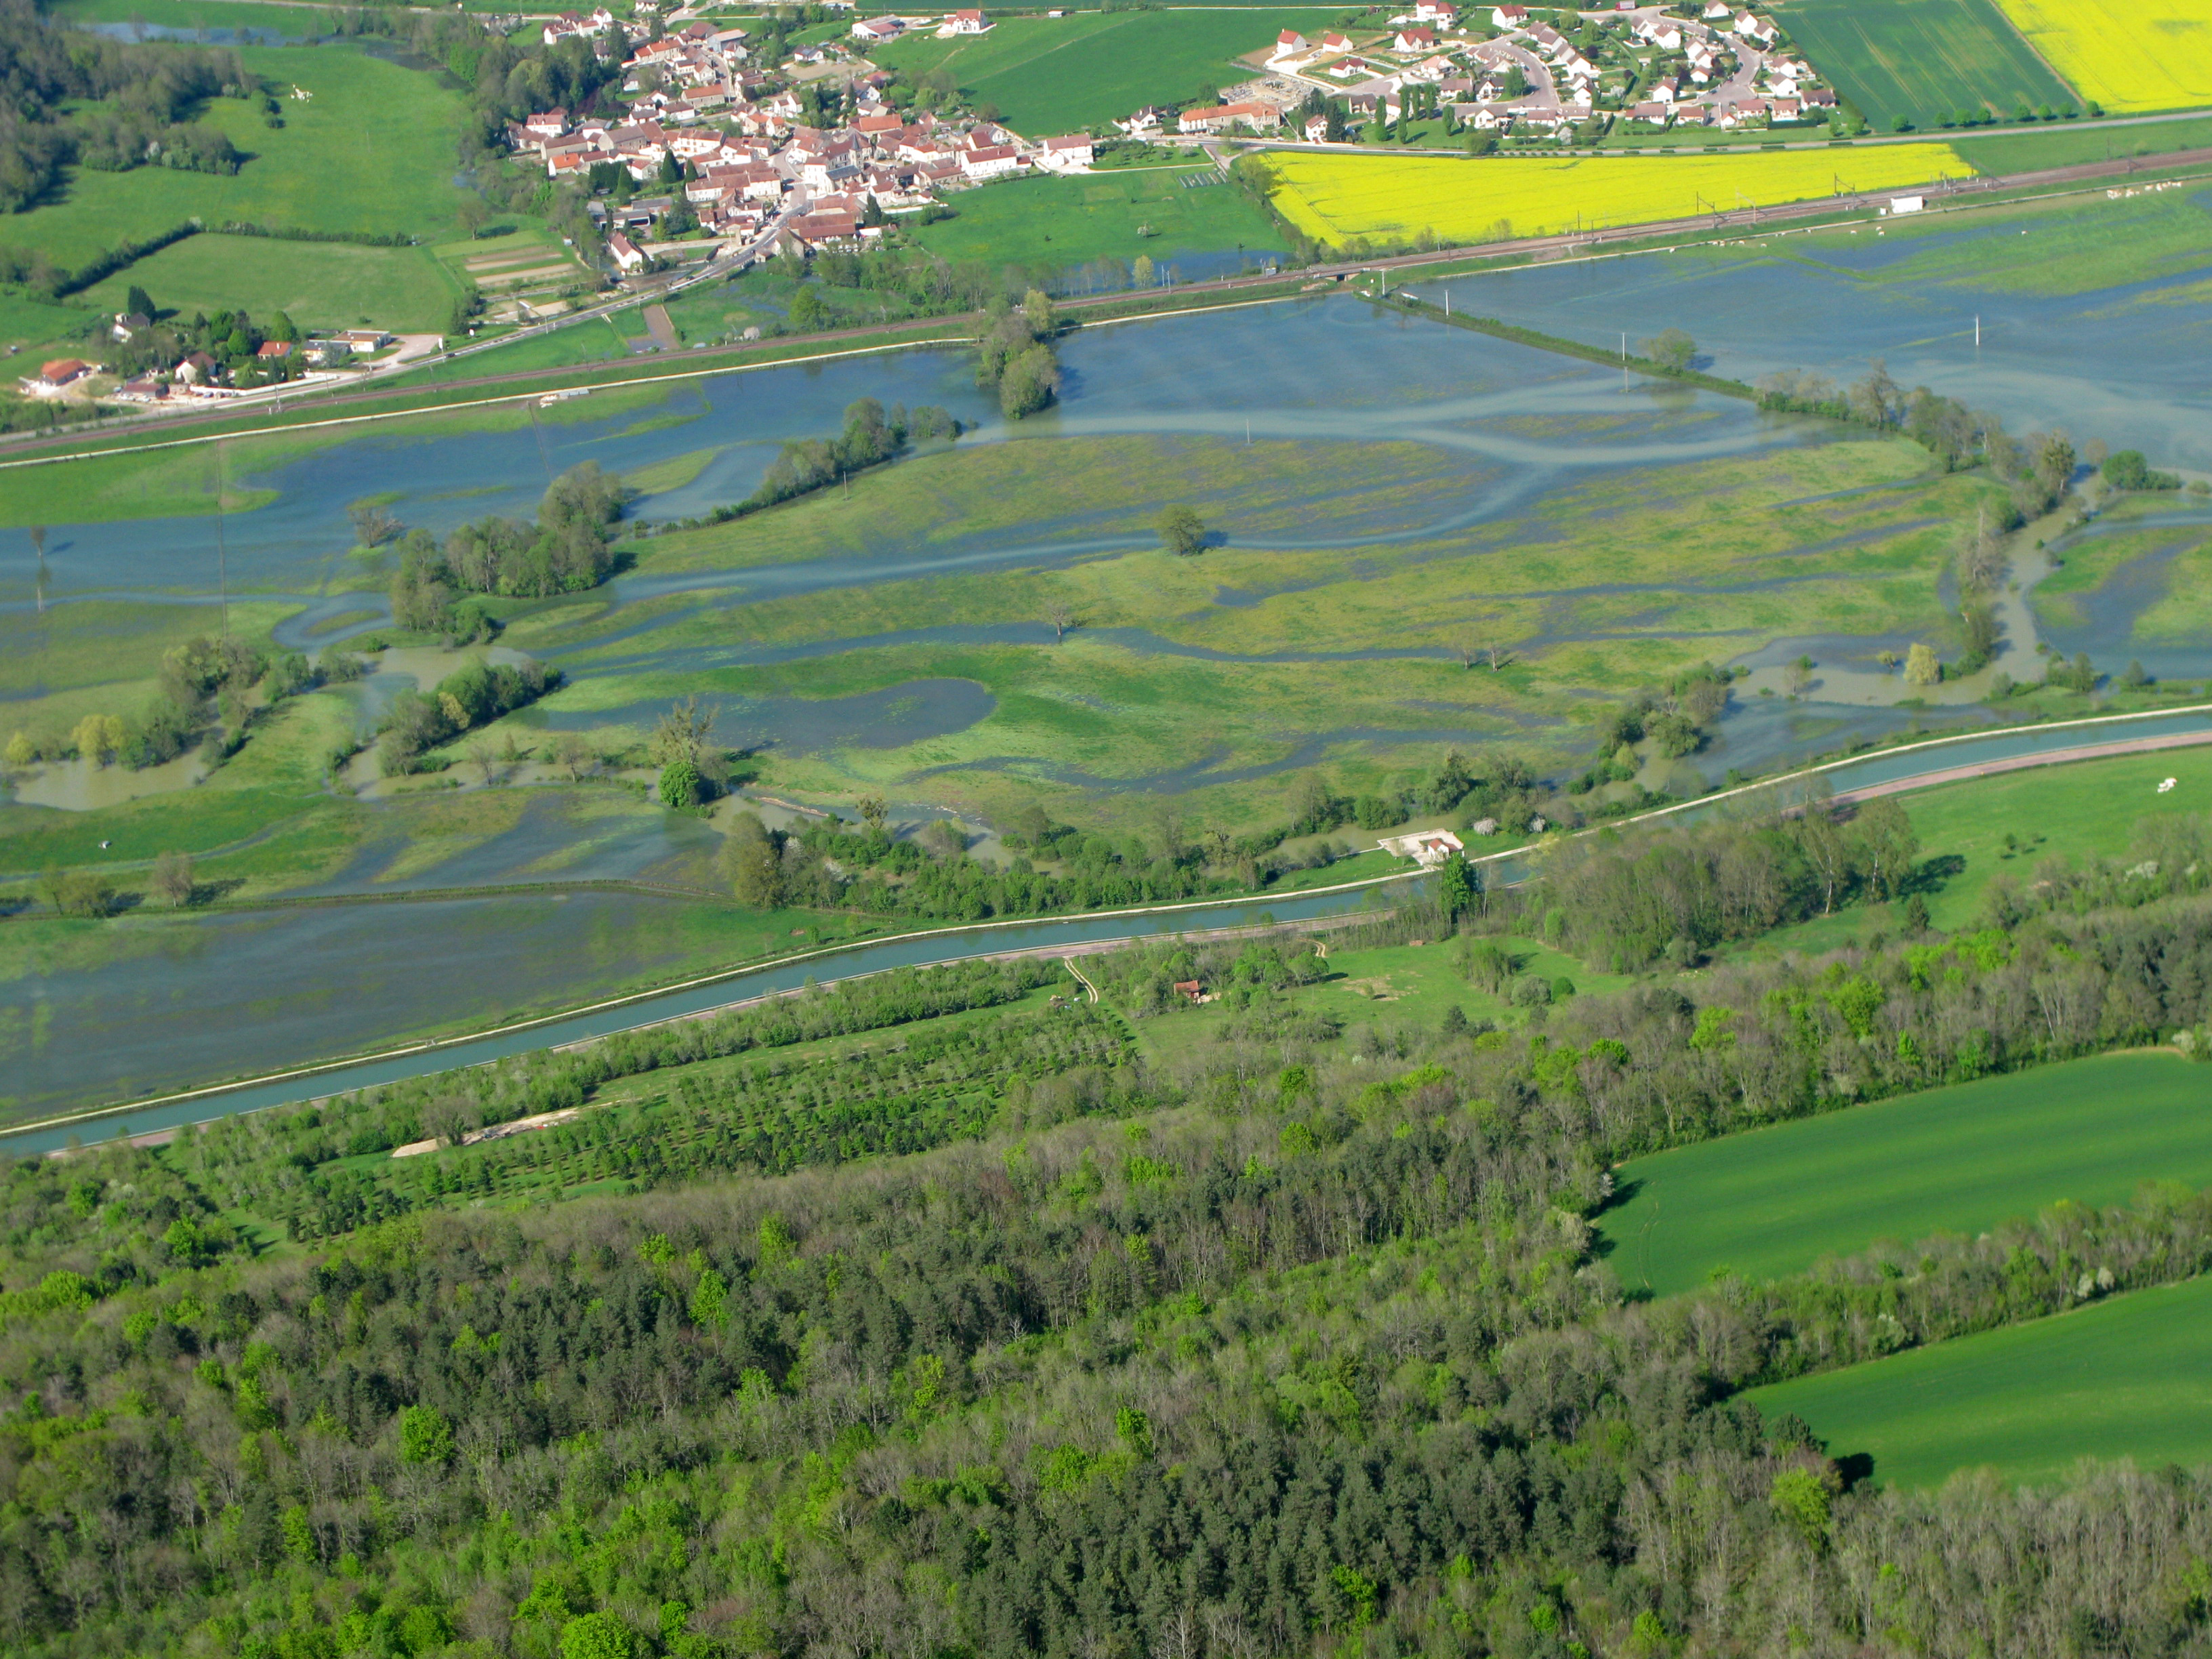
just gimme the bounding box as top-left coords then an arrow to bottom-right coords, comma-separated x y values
1746,1273 -> 2212,1488
909,167 -> 1287,274
872,10 -> 1341,134
1602,1052 -> 2212,1296
81,232 -> 462,335
7,42 -> 468,284
1784,0 -> 2080,129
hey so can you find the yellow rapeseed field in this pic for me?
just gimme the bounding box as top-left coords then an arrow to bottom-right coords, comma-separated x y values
1997,0 -> 2212,114
1264,145 -> 1971,249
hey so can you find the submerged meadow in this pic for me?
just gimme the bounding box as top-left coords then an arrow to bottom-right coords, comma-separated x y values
7,185 -> 2212,1113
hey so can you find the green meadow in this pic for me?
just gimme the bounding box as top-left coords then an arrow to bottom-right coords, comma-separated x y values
14,45 -> 468,267
1785,0 -> 2078,131
1602,1052 -> 2212,1296
873,10 -> 1340,135
910,167 -> 1288,274
1746,1273 -> 2212,1488
3,41 -> 470,331
1732,747 -> 2212,968
81,233 -> 464,335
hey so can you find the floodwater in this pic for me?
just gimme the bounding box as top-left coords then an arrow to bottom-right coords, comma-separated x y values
4,295 -> 1819,766
0,874 -> 1425,1145
12,241 -> 2212,1121
1420,197 -> 2212,470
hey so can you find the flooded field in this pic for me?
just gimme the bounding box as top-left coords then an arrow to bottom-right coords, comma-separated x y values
9,184 -> 2212,1118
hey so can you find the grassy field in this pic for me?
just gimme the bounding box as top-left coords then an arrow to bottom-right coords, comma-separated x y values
1261,145 -> 1971,249
1601,1052 -> 2209,1296
909,167 -> 1287,274
1952,110 -> 2212,171
9,42 -> 467,302
873,10 -> 1339,134
81,232 -> 462,334
1997,0 -> 2212,115
52,0 -> 344,29
1746,1274 -> 2212,1487
1785,0 -> 2079,129
0,290 -> 103,359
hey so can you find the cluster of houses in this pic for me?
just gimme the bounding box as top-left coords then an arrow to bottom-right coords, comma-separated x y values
508,55 -> 1095,261
1151,1 -> 1829,143
20,325 -> 395,405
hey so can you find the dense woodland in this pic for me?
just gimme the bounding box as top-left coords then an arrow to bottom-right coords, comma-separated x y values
10,804 -> 2212,1656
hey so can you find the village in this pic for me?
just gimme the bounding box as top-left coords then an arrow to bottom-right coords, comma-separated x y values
504,0 -> 1826,269
20,0 -> 1822,411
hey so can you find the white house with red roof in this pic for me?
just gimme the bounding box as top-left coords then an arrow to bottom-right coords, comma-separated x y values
1391,26 -> 1437,52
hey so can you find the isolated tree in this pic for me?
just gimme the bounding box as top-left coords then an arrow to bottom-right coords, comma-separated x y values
1903,643 -> 1942,687
554,733 -> 597,780
651,695 -> 714,769
659,758 -> 701,808
1640,327 -> 1696,373
151,850 -> 195,909
857,794 -> 888,835
348,500 -> 400,548
466,737 -> 499,785
1157,504 -> 1206,556
124,285 -> 155,322
1046,600 -> 1074,642
71,712 -> 125,766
